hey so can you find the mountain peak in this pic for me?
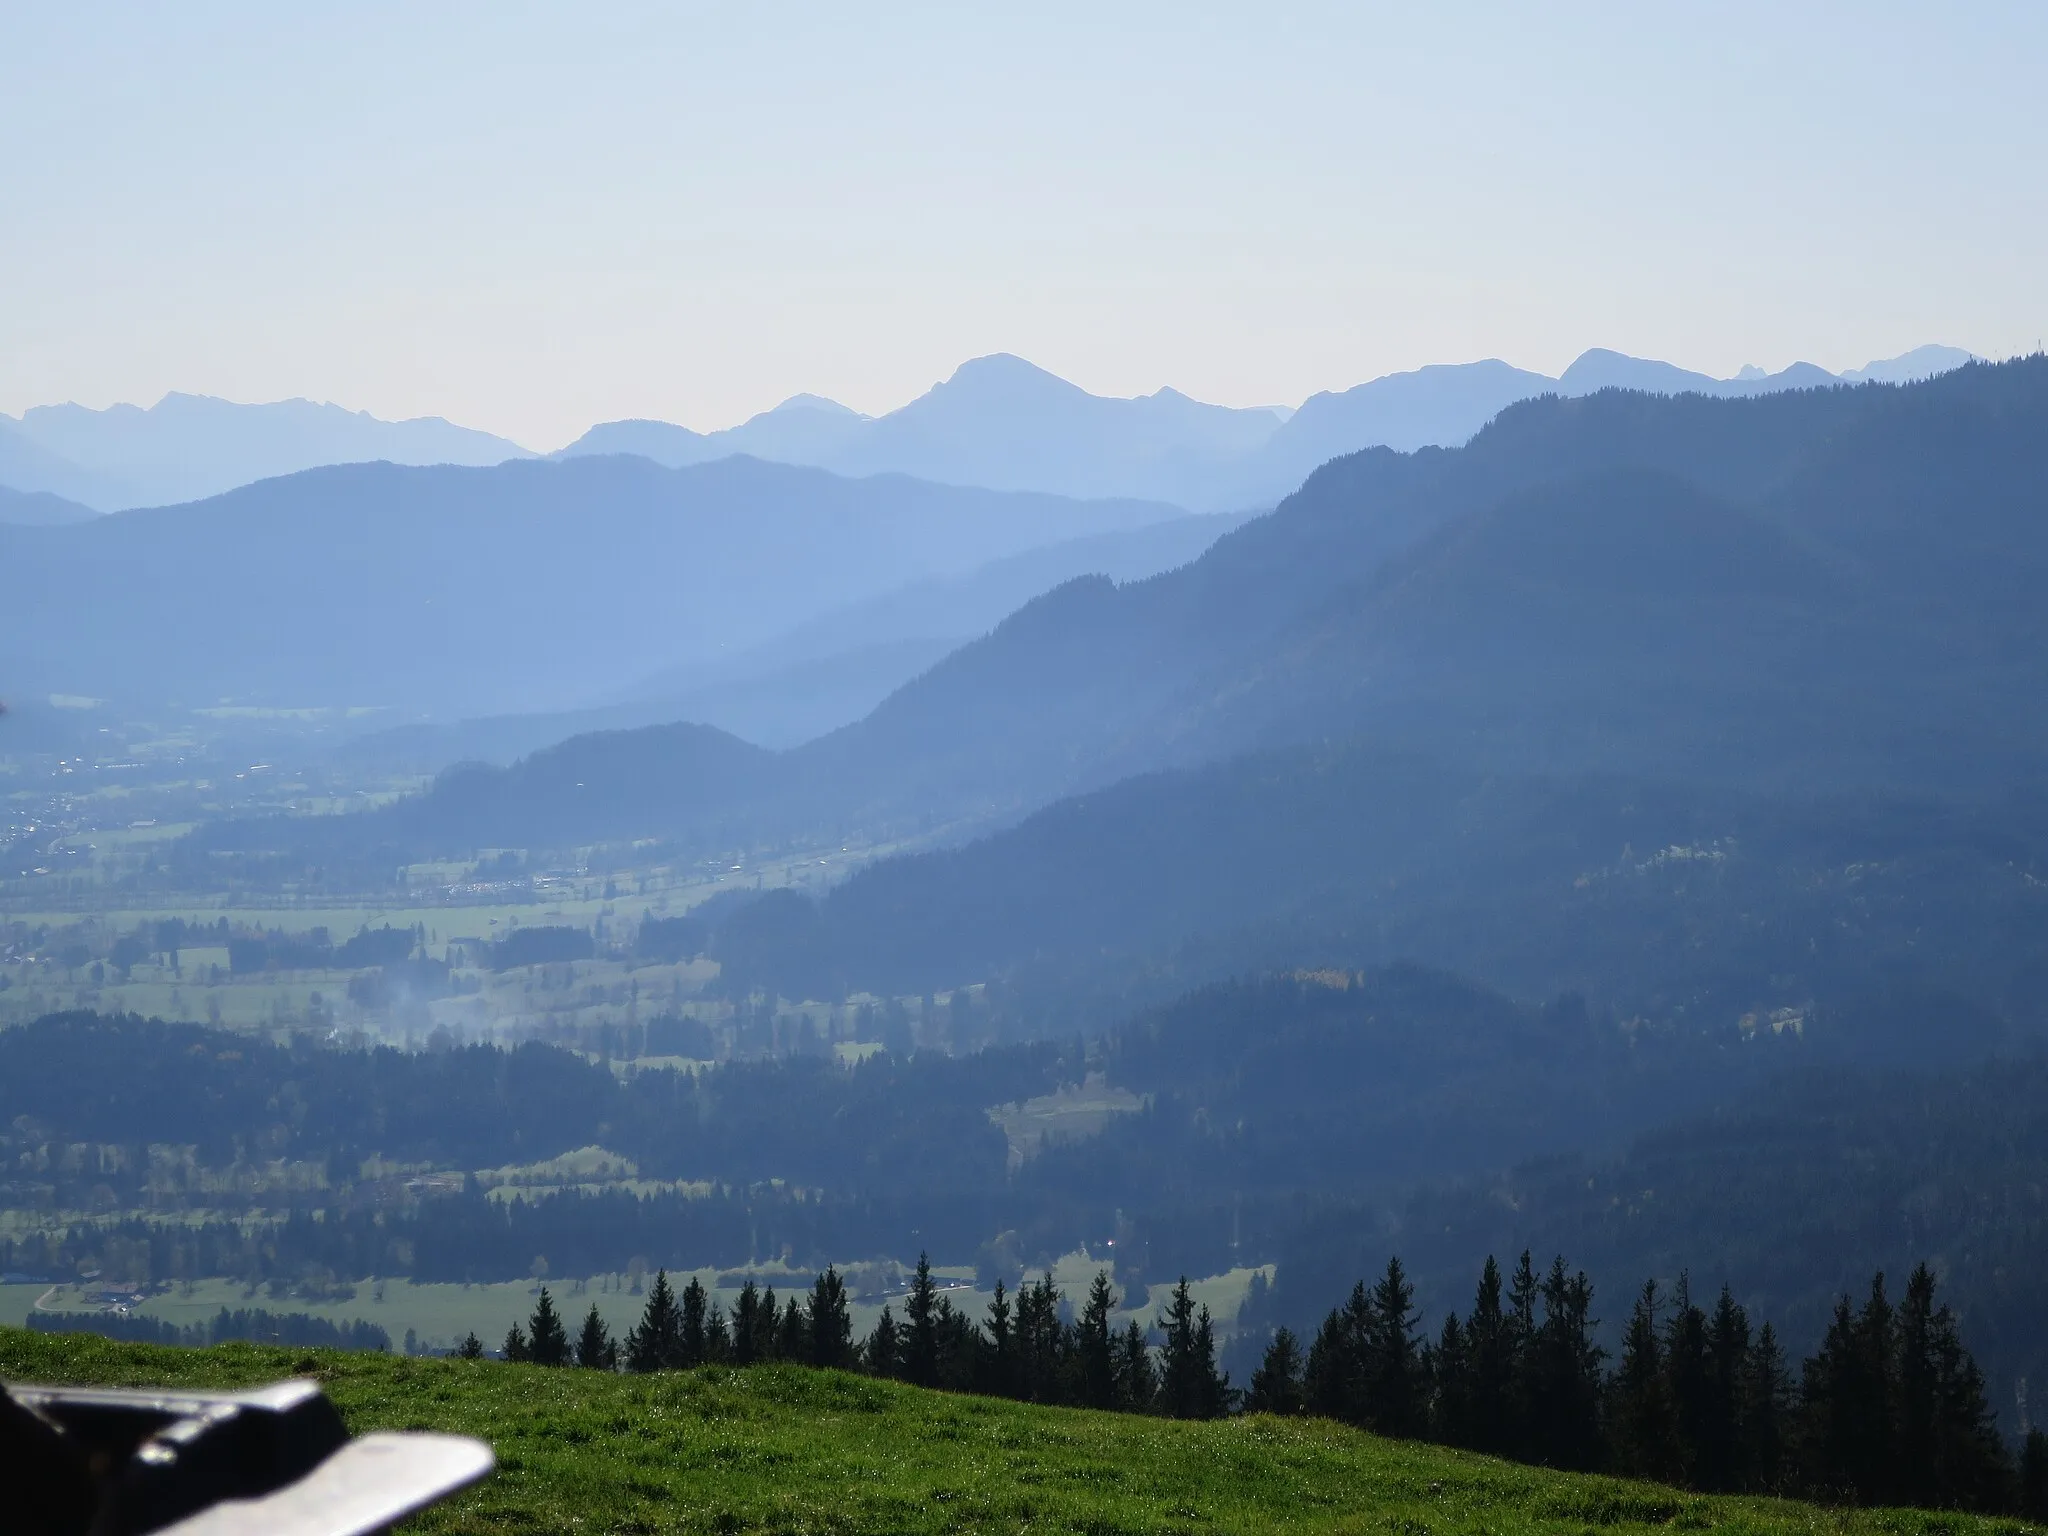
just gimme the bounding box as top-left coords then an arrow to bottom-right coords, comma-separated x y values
939,354 -> 1086,397
769,393 -> 865,419
1559,349 -> 1724,397
1841,345 -> 1978,385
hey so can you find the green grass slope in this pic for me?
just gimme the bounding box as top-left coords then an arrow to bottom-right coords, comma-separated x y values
2,1328 -> 2030,1536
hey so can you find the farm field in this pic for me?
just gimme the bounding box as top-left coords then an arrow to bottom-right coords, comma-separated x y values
0,823 -> 926,1041
4,1329 -> 2025,1536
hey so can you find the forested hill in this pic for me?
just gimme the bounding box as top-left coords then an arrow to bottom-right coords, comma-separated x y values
584,737 -> 2048,1033
0,453 -> 1184,716
5,975 -> 2016,1291
206,357 -> 2048,869
13,990 -> 2048,1406
1261,1050 -> 2048,1432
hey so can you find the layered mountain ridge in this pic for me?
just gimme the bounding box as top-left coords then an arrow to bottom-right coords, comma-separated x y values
0,455 -> 1186,717
203,358 -> 2048,888
5,344 -> 1966,517
552,344 -> 1980,510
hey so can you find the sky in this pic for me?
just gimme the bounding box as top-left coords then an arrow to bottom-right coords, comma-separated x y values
3,2 -> 2044,449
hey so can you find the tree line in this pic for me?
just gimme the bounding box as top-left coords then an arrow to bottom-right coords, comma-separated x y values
480,1250 -> 2047,1519
27,1306 -> 390,1353
1248,1252 -> 2041,1516
485,1254 -> 1228,1421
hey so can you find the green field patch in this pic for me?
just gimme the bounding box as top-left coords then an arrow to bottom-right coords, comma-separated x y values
473,1145 -> 644,1187
991,1073 -> 1145,1167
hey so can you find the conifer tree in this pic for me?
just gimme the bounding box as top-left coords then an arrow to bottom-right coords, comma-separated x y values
934,1295 -> 976,1389
1799,1275 -> 1898,1505
1506,1251 -> 1542,1455
980,1280 -> 1014,1398
1362,1256 -> 1423,1437
503,1322 -> 528,1363
1156,1277 -> 1227,1419
1076,1270 -> 1118,1409
526,1286 -> 570,1366
808,1266 -> 853,1369
1247,1326 -> 1305,1416
1429,1313 -> 1471,1445
2021,1430 -> 2048,1522
753,1286 -> 783,1361
1702,1285 -> 1750,1491
904,1252 -> 941,1387
705,1301 -> 732,1362
865,1304 -> 902,1378
732,1280 -> 763,1366
776,1296 -> 807,1361
1304,1306 -> 1353,1422
1609,1280 -> 1679,1483
1465,1255 -> 1516,1456
1158,1276 -> 1202,1417
1337,1279 -> 1375,1425
1529,1257 -> 1603,1471
1117,1319 -> 1157,1413
575,1303 -> 615,1370
1015,1273 -> 1064,1402
679,1276 -> 709,1367
626,1268 -> 682,1372
457,1331 -> 484,1361
1662,1273 -> 1711,1486
1193,1302 -> 1230,1419
1905,1263 -> 2007,1509
1898,1263 -> 1942,1508
1507,1251 -> 1540,1344
1743,1321 -> 1791,1492
1854,1272 -> 1901,1500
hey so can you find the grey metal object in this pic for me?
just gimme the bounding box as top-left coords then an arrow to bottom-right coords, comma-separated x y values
2,1377 -> 492,1536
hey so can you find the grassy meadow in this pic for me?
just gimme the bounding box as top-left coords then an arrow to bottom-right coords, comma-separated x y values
5,1327 -> 2031,1536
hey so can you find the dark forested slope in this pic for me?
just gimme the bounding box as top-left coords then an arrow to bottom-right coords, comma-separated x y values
653,732 -> 2048,1034
14,983 -> 2043,1390
1257,1049 -> 2048,1433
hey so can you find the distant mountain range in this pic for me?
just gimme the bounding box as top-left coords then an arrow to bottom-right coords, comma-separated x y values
174,355 -> 2048,1045
0,393 -> 530,510
553,345 -> 1981,511
265,355 -> 2045,866
3,345 -> 1976,515
0,456 -> 1186,717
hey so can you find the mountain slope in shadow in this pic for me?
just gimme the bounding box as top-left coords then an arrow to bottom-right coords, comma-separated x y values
201,360 -> 2048,880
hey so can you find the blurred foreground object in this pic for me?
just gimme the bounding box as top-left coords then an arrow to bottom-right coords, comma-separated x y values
2,1377 -> 492,1535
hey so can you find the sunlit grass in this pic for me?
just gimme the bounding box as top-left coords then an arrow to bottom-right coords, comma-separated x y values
5,1328 -> 2031,1536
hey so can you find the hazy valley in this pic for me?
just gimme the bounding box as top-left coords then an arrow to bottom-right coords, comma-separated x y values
8,344 -> 2047,1528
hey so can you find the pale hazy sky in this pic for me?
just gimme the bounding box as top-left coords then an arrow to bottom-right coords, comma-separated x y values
3,2 -> 2044,448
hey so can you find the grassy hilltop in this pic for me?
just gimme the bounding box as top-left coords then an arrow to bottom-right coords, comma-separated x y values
2,1329 -> 2031,1536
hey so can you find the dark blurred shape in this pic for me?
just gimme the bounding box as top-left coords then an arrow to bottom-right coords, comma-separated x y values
0,1377 -> 489,1536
